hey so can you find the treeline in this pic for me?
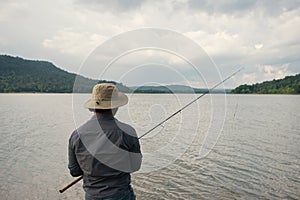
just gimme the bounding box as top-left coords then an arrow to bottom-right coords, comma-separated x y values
232,73 -> 300,94
131,85 -> 231,93
0,55 -> 77,92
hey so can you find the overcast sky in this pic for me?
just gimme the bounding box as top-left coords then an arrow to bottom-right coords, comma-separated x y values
0,0 -> 299,88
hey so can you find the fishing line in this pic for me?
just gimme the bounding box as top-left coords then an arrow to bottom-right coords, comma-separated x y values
138,67 -> 243,139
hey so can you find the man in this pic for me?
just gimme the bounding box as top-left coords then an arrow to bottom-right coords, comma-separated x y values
68,83 -> 142,200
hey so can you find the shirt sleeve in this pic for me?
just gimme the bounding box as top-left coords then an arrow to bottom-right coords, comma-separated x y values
128,130 -> 142,172
68,131 -> 83,177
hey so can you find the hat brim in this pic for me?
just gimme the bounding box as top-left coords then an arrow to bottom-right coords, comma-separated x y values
84,93 -> 128,109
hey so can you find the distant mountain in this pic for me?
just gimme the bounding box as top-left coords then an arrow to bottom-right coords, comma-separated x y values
0,54 -> 230,93
0,55 -> 90,92
130,85 -> 194,93
232,73 -> 300,94
0,55 -> 130,93
130,85 -> 231,93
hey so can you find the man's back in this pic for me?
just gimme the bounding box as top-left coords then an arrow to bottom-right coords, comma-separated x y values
68,113 -> 142,198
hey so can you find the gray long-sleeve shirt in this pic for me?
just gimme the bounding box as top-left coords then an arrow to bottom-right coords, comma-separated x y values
68,114 -> 142,198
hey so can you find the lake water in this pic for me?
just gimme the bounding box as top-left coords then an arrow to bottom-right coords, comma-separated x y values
0,94 -> 299,199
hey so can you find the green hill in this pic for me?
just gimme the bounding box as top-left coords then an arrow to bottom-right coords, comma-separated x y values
232,73 -> 300,94
0,55 -> 88,92
0,55 -> 130,93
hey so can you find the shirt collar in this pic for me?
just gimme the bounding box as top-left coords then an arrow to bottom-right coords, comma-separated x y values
92,113 -> 115,121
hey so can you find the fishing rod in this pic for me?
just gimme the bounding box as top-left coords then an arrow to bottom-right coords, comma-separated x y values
59,67 -> 243,193
138,67 -> 243,139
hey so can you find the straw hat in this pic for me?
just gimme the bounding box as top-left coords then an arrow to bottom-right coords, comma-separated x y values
84,83 -> 128,109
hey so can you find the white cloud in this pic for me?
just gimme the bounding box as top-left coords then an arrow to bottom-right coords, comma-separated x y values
262,64 -> 291,80
240,73 -> 258,85
254,44 -> 263,49
0,36 -> 7,46
0,1 -> 29,21
42,29 -> 106,56
233,63 -> 294,86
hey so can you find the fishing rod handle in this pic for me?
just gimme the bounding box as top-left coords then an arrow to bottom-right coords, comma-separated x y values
59,175 -> 83,193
